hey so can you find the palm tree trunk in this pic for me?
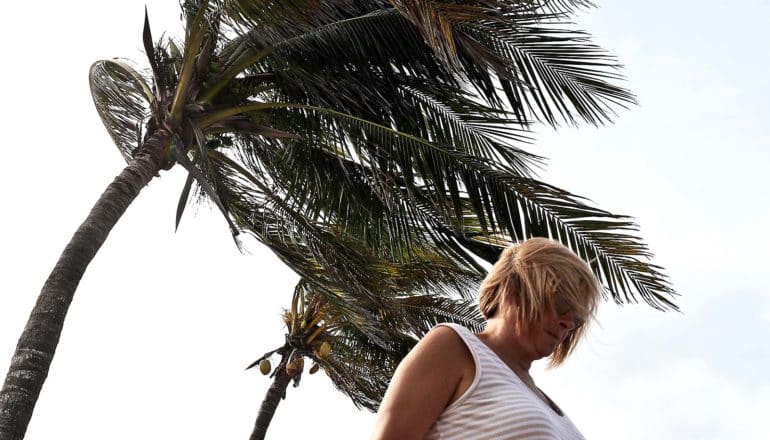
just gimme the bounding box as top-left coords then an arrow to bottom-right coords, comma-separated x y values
250,364 -> 292,440
0,132 -> 171,440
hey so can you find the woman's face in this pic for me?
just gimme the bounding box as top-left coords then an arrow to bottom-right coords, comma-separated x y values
536,305 -> 578,358
509,296 -> 580,360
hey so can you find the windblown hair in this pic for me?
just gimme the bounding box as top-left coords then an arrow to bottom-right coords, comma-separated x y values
478,238 -> 601,366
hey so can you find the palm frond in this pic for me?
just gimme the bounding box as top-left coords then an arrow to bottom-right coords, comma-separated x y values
207,151 -> 478,326
222,0 -> 392,42
89,59 -> 153,162
213,159 -> 384,307
461,19 -> 636,126
173,143 -> 239,236
224,0 -> 323,35
214,3 -> 633,138
282,277 -> 482,411
250,104 -> 674,309
226,118 -> 500,274
174,172 -> 195,230
384,1 -> 634,126
384,293 -> 485,335
314,294 -> 481,411
171,0 -> 216,118
180,0 -> 221,39
318,330 -> 399,410
519,0 -> 597,15
210,8 -> 447,108
388,0 -> 504,70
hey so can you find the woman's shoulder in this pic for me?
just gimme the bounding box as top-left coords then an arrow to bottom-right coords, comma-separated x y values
421,324 -> 473,353
420,326 -> 476,380
371,325 -> 477,439
403,325 -> 473,371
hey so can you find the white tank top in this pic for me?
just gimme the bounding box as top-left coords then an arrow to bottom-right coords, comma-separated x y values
425,324 -> 585,440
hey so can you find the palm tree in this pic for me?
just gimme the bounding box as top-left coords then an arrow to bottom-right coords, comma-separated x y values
246,276 -> 483,440
0,1 -> 677,438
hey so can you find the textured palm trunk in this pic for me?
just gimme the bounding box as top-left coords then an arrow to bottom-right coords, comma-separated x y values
0,132 -> 170,440
250,362 -> 292,440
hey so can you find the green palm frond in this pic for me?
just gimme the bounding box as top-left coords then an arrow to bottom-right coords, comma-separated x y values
318,329 -> 406,410
211,154 -> 389,305
251,275 -> 483,412
494,0 -> 597,15
215,4 -> 633,127
224,117 -> 489,267
244,138 -> 491,277
224,0 -> 323,34
171,1 -> 217,118
314,290 -> 483,410
383,1 -> 634,126
387,0 -> 502,70
537,0 -> 596,14
265,8 -> 435,72
222,0 -> 392,41
461,20 -> 635,126
141,13 -> 183,102
384,293 -> 485,335
179,0 -> 221,38
205,102 -> 673,309
209,8 -> 446,109
204,147 -> 483,309
89,60 -> 153,162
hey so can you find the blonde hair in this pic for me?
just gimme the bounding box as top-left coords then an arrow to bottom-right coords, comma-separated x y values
478,238 -> 601,366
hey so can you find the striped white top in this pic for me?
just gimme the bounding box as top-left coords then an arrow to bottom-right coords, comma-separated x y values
425,324 -> 585,440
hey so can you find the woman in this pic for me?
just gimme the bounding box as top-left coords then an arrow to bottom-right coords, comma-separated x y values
371,238 -> 600,440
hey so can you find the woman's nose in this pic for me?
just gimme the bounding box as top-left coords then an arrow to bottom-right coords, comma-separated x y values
557,312 -> 577,330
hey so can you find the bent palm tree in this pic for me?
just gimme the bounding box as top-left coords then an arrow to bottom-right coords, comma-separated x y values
0,1 -> 676,438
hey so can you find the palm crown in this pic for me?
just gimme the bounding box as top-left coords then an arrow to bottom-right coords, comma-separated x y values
246,269 -> 484,439
92,0 -> 674,310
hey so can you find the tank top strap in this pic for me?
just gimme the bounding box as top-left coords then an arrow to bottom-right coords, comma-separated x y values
436,322 -> 486,360
435,322 -> 508,371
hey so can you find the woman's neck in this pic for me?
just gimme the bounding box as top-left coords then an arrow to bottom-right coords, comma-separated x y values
477,316 -> 536,375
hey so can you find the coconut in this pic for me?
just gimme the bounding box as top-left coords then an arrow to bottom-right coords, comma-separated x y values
259,359 -> 271,375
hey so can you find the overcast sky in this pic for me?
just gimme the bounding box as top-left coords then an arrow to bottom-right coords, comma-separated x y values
1,1 -> 768,439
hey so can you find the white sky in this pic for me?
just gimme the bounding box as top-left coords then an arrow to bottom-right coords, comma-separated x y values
1,1 -> 768,439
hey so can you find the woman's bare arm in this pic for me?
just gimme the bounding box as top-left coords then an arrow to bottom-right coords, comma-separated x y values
370,326 -> 473,440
